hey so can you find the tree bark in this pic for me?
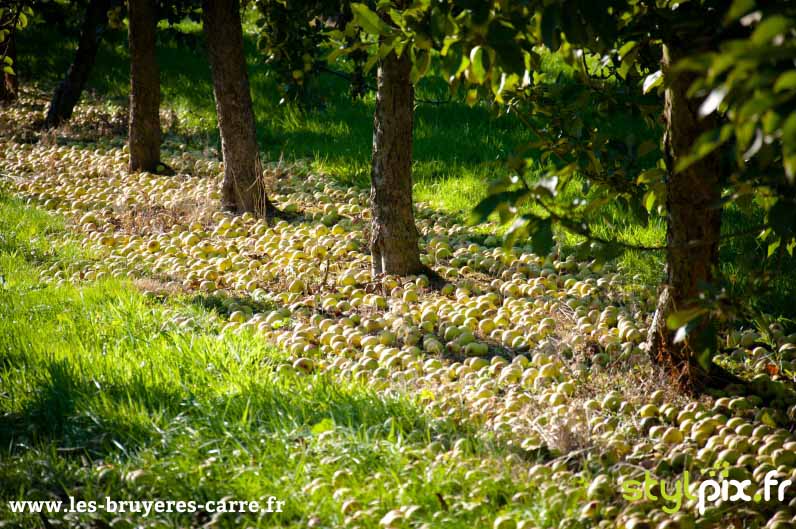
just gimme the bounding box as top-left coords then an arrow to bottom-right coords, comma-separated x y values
128,0 -> 161,172
369,49 -> 423,277
44,0 -> 110,127
0,24 -> 17,103
646,43 -> 727,393
202,0 -> 274,216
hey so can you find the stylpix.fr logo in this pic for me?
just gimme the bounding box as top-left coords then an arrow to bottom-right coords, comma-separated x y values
620,461 -> 792,515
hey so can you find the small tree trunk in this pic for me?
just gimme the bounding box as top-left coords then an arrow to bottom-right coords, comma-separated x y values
128,0 -> 161,172
646,44 -> 726,393
44,0 -> 110,127
203,0 -> 273,215
369,50 -> 423,276
0,27 -> 18,102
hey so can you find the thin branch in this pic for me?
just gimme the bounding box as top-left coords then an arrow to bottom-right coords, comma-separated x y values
509,104 -> 546,139
318,64 -> 452,105
536,199 -> 666,251
414,95 -> 452,106
0,5 -> 22,67
534,199 -> 767,252
318,64 -> 358,84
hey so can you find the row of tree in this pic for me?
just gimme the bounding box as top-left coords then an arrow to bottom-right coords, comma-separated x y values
339,0 -> 796,393
2,1 -> 795,394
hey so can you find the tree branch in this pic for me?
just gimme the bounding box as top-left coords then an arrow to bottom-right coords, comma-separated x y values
318,65 -> 452,105
533,199 -> 766,252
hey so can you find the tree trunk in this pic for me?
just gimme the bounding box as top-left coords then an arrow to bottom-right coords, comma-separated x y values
646,44 -> 727,393
0,26 -> 17,103
203,0 -> 274,216
128,0 -> 160,173
44,0 -> 110,127
369,49 -> 423,277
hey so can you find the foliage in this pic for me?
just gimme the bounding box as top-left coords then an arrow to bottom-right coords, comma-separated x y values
0,1 -> 33,76
678,4 -> 796,259
344,0 -> 796,327
253,0 -> 371,102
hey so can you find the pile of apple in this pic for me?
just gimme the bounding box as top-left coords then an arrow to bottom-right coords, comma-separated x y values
3,100 -> 796,529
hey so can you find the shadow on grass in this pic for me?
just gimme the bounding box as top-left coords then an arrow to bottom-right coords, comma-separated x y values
0,353 -> 469,461
189,291 -> 277,318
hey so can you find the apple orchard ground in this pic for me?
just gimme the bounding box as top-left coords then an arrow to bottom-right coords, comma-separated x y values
2,89 -> 796,529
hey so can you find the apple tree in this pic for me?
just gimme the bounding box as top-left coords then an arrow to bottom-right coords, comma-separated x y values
203,0 -> 280,216
337,2 -> 441,277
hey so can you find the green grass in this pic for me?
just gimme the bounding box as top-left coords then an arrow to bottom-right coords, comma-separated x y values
0,192 -> 570,527
15,12 -> 795,318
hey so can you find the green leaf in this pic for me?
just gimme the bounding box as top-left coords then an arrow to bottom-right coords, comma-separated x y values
785,154 -> 796,184
698,85 -> 728,118
503,216 -> 531,249
636,168 -> 666,184
694,324 -> 716,370
418,388 -> 435,401
619,41 -> 637,60
674,317 -> 715,359
739,93 -> 775,121
311,418 -> 335,435
364,52 -> 380,73
465,87 -> 478,106
783,113 -> 796,182
666,307 -> 707,330
643,189 -> 657,212
351,3 -> 393,37
469,46 -> 487,84
675,125 -> 734,173
618,42 -> 639,80
762,111 -> 782,135
782,113 -> 796,151
751,15 -> 792,45
768,239 -> 781,258
774,71 -> 796,93
760,410 -> 777,427
470,189 -> 527,224
585,241 -> 624,268
411,49 -> 431,83
326,47 -> 349,64
495,72 -> 520,101
724,0 -> 755,23
642,70 -> 663,94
